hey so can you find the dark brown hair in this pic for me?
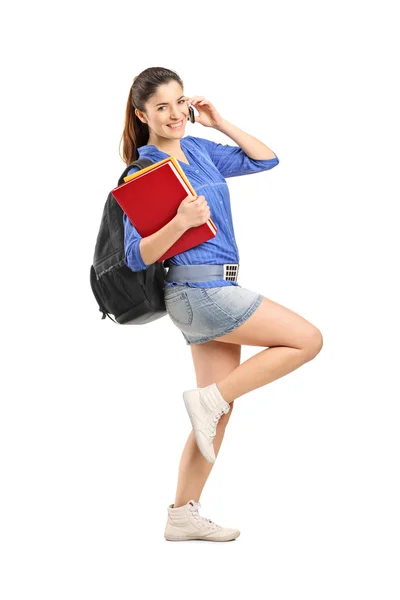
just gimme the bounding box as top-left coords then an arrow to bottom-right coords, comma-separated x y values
119,67 -> 184,165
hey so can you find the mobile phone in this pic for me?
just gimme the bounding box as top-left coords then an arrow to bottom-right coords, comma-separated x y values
188,105 -> 196,124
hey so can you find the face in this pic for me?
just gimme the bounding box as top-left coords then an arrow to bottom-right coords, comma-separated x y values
136,80 -> 189,141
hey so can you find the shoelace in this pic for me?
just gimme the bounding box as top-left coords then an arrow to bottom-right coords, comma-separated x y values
189,502 -> 222,531
207,407 -> 226,439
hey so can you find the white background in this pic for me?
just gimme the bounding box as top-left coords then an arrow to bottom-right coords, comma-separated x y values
1,0 -> 399,598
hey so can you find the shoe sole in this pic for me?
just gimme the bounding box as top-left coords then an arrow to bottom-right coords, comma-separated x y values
165,531 -> 240,542
183,390 -> 215,464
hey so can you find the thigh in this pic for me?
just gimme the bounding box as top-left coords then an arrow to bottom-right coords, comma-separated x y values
213,296 -> 322,350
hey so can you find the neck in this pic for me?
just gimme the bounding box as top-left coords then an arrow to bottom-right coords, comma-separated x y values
147,133 -> 184,155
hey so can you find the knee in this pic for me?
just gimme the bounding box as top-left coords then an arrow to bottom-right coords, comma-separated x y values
303,327 -> 323,361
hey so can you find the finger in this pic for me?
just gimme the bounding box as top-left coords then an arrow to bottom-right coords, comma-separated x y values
191,96 -> 205,105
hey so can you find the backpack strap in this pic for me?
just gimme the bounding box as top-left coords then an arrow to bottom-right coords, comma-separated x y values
117,158 -> 154,186
104,313 -> 117,323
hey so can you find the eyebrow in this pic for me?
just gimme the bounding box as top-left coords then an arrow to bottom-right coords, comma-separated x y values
155,95 -> 185,107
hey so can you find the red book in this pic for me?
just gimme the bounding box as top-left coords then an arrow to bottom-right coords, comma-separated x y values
111,156 -> 217,262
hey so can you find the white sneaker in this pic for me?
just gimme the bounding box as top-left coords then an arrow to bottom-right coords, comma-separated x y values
164,499 -> 240,542
183,383 -> 231,464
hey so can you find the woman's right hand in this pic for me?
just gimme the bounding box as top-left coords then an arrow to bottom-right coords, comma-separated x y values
176,194 -> 211,229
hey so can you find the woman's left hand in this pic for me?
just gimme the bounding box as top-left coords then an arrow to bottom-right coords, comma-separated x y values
185,96 -> 223,128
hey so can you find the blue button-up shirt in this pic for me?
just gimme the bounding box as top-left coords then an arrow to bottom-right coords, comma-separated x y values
123,135 -> 279,288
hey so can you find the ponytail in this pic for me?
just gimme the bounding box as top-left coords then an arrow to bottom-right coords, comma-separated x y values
118,79 -> 148,165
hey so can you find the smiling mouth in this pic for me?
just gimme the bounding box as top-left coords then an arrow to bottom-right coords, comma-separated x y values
167,119 -> 184,129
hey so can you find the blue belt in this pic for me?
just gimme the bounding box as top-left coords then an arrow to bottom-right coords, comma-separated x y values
165,263 -> 240,283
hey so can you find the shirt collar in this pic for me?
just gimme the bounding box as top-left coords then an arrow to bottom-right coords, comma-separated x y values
138,137 -> 189,157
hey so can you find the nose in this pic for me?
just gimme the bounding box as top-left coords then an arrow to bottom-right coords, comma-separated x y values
170,107 -> 184,119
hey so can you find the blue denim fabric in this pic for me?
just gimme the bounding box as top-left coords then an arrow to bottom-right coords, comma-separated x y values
164,283 -> 264,345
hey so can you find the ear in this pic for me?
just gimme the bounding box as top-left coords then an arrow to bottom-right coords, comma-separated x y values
135,109 -> 147,124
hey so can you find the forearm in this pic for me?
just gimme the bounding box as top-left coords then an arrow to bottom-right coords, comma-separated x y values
139,215 -> 187,266
213,119 -> 277,160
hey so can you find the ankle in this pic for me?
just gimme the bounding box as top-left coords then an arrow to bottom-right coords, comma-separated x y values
173,498 -> 199,509
215,382 -> 235,404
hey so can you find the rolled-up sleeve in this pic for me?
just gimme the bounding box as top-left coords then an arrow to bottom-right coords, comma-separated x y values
123,166 -> 148,271
197,137 -> 279,178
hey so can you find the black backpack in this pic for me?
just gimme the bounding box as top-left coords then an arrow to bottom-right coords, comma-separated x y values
90,158 -> 169,324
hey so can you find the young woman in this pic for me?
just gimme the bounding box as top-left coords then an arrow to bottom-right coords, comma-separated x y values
119,67 -> 323,542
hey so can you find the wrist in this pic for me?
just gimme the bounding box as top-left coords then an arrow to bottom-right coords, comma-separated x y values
174,214 -> 188,233
213,118 -> 227,132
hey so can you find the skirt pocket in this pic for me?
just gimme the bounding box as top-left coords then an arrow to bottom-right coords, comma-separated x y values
165,291 -> 194,326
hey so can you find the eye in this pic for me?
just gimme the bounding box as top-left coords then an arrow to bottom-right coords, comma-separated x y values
158,99 -> 186,111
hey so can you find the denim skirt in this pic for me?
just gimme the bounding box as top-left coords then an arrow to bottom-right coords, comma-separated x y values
163,284 -> 264,345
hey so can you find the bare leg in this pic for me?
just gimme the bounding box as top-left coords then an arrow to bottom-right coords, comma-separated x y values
173,297 -> 323,507
174,347 -> 311,507
213,296 -> 323,403
173,416 -> 230,508
173,341 -> 240,508
217,346 -> 309,403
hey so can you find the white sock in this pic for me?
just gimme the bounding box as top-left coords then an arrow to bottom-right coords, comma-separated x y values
200,383 -> 230,412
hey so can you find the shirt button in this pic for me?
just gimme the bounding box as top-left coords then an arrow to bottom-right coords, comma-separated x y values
195,169 -> 199,173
